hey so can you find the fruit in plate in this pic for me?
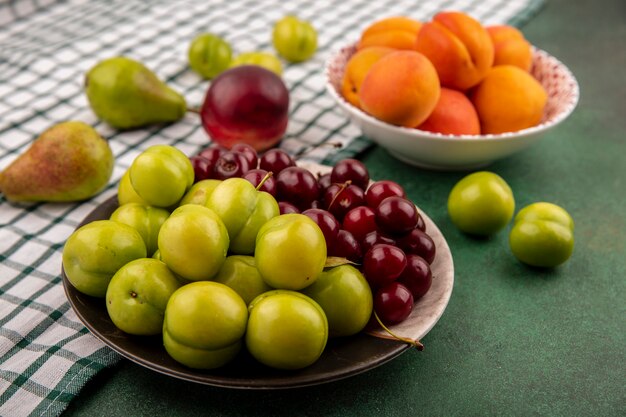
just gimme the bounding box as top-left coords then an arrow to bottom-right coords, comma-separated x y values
415,11 -> 494,90
303,264 -> 373,337
396,227 -> 436,264
118,170 -> 148,206
362,243 -> 407,288
157,205 -> 229,281
163,281 -> 248,369
341,46 -> 394,108
357,16 -> 422,50
374,281 -> 414,324
365,180 -> 406,208
471,65 -> 547,134
397,254 -> 432,299
206,178 -> 279,254
358,50 -> 440,127
200,66 -> 289,152
258,148 -> 296,175
230,52 -> 283,75
106,258 -> 181,335
188,33 -> 232,79
0,121 -> 113,203
375,196 -> 418,235
509,202 -> 574,267
331,158 -> 370,191
242,169 -> 276,196
302,208 -> 341,254
129,145 -> 194,208
246,290 -> 328,369
85,57 -> 186,129
109,203 -> 170,256
255,213 -> 326,290
178,179 -> 221,206
62,220 -> 147,297
272,15 -> 317,62
447,171 -> 515,236
213,255 -> 273,305
276,166 -> 320,211
487,25 -> 532,72
417,87 -> 481,135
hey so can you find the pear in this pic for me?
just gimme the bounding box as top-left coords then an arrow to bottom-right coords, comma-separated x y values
85,57 -> 187,129
0,121 -> 114,203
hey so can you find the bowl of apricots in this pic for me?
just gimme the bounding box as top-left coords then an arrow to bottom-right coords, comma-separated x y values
325,12 -> 579,170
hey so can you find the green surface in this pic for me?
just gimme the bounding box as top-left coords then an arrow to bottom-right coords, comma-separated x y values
64,0 -> 625,415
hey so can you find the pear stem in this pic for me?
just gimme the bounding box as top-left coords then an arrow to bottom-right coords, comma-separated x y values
365,312 -> 424,351
187,107 -> 201,115
255,171 -> 274,191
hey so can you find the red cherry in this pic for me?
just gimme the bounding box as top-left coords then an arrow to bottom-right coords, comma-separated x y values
343,206 -> 377,242
375,196 -> 418,235
396,228 -> 436,264
362,243 -> 407,288
397,254 -> 432,299
365,180 -> 406,208
374,282 -> 414,325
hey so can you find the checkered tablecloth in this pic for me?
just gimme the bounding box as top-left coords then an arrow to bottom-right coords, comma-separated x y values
0,0 -> 544,415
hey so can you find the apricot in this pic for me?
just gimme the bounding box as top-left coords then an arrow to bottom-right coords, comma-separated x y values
417,88 -> 480,135
471,65 -> 547,134
487,25 -> 533,71
416,11 -> 494,90
341,46 -> 395,108
358,50 -> 440,127
357,17 -> 422,50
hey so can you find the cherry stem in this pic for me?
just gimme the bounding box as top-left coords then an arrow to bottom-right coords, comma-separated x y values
294,141 -> 343,160
327,180 -> 351,211
366,311 -> 424,351
255,171 -> 274,191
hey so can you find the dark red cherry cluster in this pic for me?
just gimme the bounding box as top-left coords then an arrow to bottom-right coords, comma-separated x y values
191,144 -> 436,326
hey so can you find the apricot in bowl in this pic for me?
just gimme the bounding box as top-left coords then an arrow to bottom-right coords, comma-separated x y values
325,42 -> 579,171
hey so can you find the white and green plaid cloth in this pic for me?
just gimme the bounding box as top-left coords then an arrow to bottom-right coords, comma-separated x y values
0,0 -> 544,415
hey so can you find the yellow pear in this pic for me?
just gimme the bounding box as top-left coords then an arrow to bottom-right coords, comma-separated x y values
0,121 -> 114,203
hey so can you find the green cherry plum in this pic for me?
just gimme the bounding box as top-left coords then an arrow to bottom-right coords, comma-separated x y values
62,220 -> 147,297
303,264 -> 373,337
509,202 -> 574,267
129,145 -> 194,208
188,33 -> 232,79
152,249 -> 191,286
109,203 -> 170,255
213,255 -> 273,305
163,281 -> 248,369
230,52 -> 283,75
118,169 -> 148,206
272,15 -> 318,62
447,171 -> 515,236
157,205 -> 229,281
255,213 -> 326,290
178,179 -> 222,206
207,178 -> 279,255
246,290 -> 328,370
106,258 -> 181,335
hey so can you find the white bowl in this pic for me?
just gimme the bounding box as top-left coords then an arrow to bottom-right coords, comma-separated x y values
325,43 -> 580,170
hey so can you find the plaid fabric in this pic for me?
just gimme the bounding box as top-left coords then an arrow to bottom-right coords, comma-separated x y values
0,0 -> 544,415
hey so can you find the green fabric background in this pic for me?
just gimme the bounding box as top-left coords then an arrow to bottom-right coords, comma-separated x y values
64,0 -> 625,415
